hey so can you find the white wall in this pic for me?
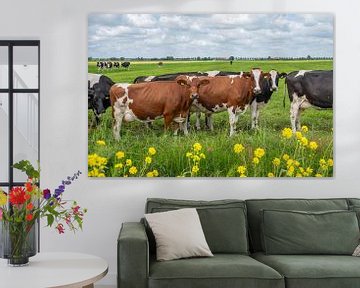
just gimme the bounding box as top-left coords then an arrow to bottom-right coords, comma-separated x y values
1,0 -> 360,286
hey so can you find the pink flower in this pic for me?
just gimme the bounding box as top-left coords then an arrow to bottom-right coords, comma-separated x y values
0,208 -> 3,220
56,223 -> 65,234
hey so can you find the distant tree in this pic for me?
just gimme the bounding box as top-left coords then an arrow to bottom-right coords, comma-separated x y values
229,56 -> 235,61
166,56 -> 174,60
120,57 -> 125,61
307,55 -> 312,60
88,57 -> 93,61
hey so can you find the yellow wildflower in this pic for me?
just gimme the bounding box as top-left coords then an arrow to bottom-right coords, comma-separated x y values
200,153 -> 206,159
0,191 -> 7,206
296,173 -> 303,177
254,148 -> 265,158
193,155 -> 200,162
286,167 -> 295,177
319,159 -> 326,165
129,166 -> 138,175
286,159 -> 294,167
240,174 -> 247,178
193,143 -> 202,152
309,141 -> 318,150
96,140 -> 106,146
283,154 -> 290,161
192,165 -> 199,174
234,144 -> 245,154
300,137 -> 308,146
272,158 -> 281,166
327,159 -> 334,167
148,147 -> 156,156
116,151 -> 125,159
301,125 -> 309,133
126,159 -> 132,166
268,172 -> 275,177
98,173 -> 106,177
315,173 -> 323,177
153,170 -> 159,177
295,131 -> 302,140
145,156 -> 152,164
115,163 -> 123,169
252,157 -> 260,165
237,166 -> 247,174
146,171 -> 154,177
186,152 -> 193,158
282,127 -> 293,139
306,167 -> 313,174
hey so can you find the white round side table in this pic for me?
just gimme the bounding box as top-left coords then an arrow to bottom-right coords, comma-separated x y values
0,252 -> 108,288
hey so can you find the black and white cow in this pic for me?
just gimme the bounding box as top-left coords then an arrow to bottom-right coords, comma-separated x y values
88,73 -> 115,126
250,70 -> 287,129
114,61 -> 120,69
285,70 -> 333,132
121,61 -> 131,69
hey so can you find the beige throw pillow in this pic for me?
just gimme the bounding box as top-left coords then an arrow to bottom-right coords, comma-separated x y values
145,208 -> 213,261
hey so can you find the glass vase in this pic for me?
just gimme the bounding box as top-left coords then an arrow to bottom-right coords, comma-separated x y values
0,220 -> 37,266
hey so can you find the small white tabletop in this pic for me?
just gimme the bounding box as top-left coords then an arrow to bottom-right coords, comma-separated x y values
0,252 -> 108,288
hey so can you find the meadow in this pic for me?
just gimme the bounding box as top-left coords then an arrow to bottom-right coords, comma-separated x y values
88,60 -> 333,177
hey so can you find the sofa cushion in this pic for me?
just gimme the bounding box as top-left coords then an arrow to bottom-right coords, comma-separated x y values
347,198 -> 360,207
261,209 -> 359,255
146,198 -> 249,254
349,205 -> 360,228
246,198 -> 349,252
252,252 -> 360,288
145,208 -> 213,261
149,254 -> 284,288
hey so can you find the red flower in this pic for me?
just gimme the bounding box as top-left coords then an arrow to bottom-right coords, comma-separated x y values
26,203 -> 34,210
25,182 -> 33,192
24,193 -> 31,200
9,187 -> 26,205
26,214 -> 33,221
56,223 -> 65,234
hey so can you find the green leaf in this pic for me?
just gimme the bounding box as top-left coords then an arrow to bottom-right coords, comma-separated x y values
13,160 -> 40,180
47,214 -> 54,227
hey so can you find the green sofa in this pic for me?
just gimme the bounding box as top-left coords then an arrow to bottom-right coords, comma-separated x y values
118,198 -> 360,288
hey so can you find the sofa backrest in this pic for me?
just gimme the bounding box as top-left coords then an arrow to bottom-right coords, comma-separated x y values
145,198 -> 249,254
245,198 -> 349,252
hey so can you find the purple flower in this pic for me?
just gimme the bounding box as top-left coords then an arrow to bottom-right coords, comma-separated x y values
43,189 -> 51,200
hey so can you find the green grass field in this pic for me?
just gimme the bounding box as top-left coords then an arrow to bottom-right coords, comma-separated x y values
88,60 -> 333,177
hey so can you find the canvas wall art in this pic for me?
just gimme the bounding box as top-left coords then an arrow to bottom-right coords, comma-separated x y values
88,13 -> 333,177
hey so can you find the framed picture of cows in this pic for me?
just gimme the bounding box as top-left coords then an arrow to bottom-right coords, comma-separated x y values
87,13 -> 333,178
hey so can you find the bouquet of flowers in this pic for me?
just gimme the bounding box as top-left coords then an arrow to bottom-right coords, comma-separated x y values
0,160 -> 87,265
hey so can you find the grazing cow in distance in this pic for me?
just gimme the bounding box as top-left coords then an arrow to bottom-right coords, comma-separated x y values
110,76 -> 210,140
285,70 -> 333,132
114,61 -> 120,69
121,61 -> 131,69
106,61 -> 113,70
88,73 -> 115,126
194,68 -> 265,136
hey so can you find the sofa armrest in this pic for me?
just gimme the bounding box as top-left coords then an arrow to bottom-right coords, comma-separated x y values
118,222 -> 149,288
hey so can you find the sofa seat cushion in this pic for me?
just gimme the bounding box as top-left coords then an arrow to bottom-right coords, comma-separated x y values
252,252 -> 360,288
149,254 -> 284,288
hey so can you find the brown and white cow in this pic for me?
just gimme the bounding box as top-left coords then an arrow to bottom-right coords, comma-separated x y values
110,75 -> 210,140
192,68 -> 265,136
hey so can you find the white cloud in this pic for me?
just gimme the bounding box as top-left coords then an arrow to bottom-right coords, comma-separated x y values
88,13 -> 333,58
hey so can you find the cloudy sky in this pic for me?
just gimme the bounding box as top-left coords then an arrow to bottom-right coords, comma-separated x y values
88,14 -> 333,59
